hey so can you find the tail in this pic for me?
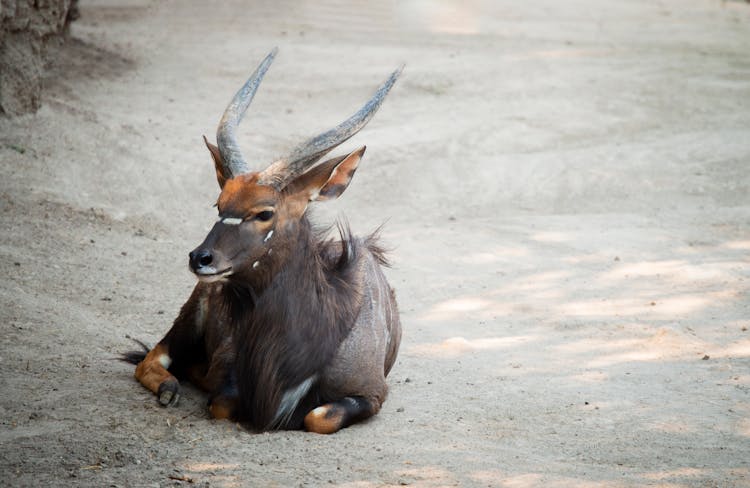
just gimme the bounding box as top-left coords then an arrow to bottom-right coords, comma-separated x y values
119,337 -> 151,365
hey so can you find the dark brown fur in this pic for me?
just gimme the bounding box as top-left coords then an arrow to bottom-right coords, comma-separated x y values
124,218 -> 398,432
124,52 -> 402,433
230,219 -> 363,429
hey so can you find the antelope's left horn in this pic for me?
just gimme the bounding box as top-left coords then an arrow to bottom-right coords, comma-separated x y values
258,65 -> 403,190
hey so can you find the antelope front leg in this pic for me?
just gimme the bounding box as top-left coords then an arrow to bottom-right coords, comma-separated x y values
135,342 -> 181,406
132,283 -> 213,406
204,340 -> 238,420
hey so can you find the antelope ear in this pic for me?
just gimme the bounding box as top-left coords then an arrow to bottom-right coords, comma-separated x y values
203,135 -> 229,189
286,146 -> 365,202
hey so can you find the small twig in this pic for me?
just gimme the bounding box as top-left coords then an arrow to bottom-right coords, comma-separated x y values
4,143 -> 26,154
168,474 -> 194,483
182,408 -> 202,420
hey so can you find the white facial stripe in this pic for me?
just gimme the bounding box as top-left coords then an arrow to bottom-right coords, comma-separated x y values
252,261 -> 260,269
220,217 -> 243,226
264,230 -> 274,242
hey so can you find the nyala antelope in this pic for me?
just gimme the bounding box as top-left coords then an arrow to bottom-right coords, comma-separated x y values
124,49 -> 402,434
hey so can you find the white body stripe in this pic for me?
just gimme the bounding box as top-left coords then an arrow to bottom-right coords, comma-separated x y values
273,375 -> 317,427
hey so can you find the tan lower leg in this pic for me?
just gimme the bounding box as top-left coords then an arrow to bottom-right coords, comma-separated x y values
134,343 -> 176,394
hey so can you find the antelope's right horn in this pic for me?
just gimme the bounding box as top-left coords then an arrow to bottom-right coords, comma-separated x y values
216,47 -> 278,178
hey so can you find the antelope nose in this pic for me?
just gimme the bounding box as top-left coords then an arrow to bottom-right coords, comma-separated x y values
189,249 -> 213,271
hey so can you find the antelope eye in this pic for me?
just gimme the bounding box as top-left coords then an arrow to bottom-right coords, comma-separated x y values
255,210 -> 274,222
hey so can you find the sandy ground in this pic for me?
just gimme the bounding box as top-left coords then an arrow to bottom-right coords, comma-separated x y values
1,0 -> 750,486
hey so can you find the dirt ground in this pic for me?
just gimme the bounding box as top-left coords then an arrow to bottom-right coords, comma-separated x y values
1,0 -> 749,486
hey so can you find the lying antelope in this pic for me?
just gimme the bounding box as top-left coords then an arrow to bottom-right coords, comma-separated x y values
123,49 -> 402,434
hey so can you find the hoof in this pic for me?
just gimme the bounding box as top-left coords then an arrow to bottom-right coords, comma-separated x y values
157,379 -> 181,407
208,401 -> 233,420
208,394 -> 236,420
304,397 -> 375,434
304,405 -> 345,434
